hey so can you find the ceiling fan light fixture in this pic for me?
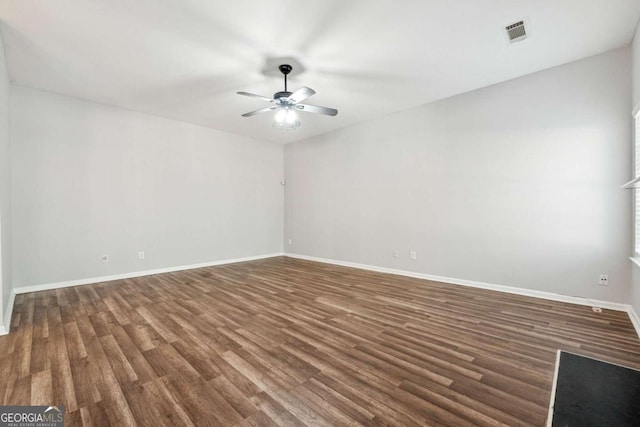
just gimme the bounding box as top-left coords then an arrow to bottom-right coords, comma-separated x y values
285,109 -> 298,124
273,108 -> 300,130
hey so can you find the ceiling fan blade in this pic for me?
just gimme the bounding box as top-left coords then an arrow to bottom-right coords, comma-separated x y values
237,91 -> 274,102
295,103 -> 338,117
288,86 -> 316,103
241,105 -> 279,117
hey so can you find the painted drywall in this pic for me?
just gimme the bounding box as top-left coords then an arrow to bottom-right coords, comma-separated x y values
634,21 -> 640,109
630,21 -> 640,316
0,30 -> 10,328
11,86 -> 283,287
285,47 -> 632,303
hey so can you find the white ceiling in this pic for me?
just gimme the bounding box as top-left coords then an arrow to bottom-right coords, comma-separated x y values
1,1 -> 639,144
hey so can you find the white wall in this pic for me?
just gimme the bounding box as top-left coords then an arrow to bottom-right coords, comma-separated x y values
11,86 -> 283,287
630,22 -> 640,315
634,22 -> 640,109
285,47 -> 632,303
0,30 -> 11,329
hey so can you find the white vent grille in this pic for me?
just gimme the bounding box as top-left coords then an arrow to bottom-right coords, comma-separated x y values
505,20 -> 527,43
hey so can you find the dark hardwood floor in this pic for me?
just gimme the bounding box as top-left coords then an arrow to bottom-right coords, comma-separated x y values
1,256 -> 639,426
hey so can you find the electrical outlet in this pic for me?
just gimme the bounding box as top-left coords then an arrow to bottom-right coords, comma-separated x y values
288,239 -> 293,245
393,250 -> 399,258
102,255 -> 109,262
138,251 -> 145,260
410,251 -> 417,260
599,274 -> 609,286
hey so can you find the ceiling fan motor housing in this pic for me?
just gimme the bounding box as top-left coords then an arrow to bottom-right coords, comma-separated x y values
274,91 -> 293,100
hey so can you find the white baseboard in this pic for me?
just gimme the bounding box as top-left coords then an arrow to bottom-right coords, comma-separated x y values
627,306 -> 640,339
12,253 -> 284,296
0,290 -> 16,336
0,253 -> 284,336
284,252 -> 631,312
3,252 -> 639,340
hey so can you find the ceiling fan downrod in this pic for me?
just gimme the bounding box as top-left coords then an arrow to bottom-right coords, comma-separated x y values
279,64 -> 292,91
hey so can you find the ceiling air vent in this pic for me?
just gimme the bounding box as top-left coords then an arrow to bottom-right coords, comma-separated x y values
505,20 -> 527,43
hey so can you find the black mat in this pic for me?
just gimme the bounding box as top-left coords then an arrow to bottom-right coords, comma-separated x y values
550,351 -> 640,426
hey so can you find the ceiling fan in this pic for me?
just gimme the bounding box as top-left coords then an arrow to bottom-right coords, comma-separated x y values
237,64 -> 338,129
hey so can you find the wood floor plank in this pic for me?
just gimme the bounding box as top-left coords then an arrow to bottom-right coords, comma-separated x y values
99,334 -> 139,385
1,256 -> 640,426
3,374 -> 31,406
30,369 -> 52,405
292,382 -> 363,426
232,410 -> 280,427
251,392 -> 307,427
65,409 -> 84,427
109,324 -> 158,384
303,377 -> 375,424
400,379 -> 531,427
209,375 -> 258,419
